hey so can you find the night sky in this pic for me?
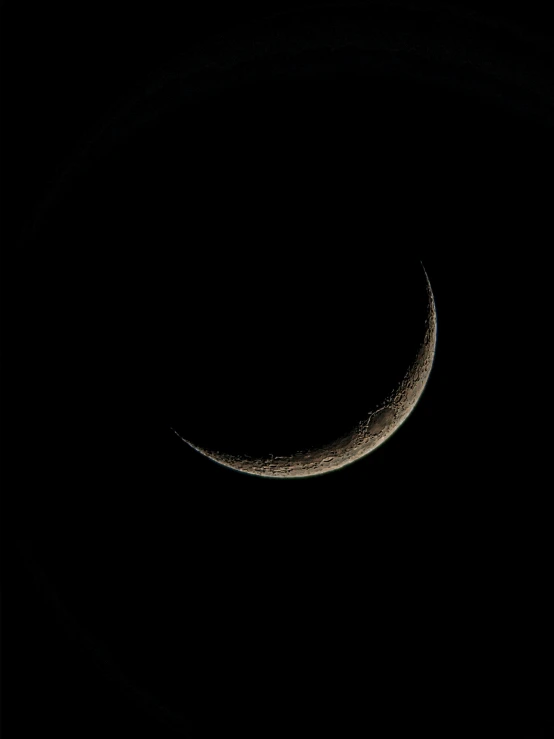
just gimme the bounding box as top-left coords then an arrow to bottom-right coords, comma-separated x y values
3,1 -> 554,737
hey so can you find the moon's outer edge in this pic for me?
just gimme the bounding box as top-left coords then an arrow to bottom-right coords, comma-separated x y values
174,263 -> 437,479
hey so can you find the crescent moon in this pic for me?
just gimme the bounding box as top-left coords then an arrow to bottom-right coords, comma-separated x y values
173,264 -> 437,479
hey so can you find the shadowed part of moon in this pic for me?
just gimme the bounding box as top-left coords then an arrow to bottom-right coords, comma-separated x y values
174,265 -> 437,478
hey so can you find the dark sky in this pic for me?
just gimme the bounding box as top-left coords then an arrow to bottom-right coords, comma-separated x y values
3,1 -> 554,737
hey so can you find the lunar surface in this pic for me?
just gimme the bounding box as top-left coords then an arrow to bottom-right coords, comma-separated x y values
174,264 -> 437,478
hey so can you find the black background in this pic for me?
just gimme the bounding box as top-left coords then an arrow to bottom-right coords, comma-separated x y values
2,1 -> 554,737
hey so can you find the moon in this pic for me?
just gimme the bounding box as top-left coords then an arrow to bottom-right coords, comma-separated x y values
173,263 -> 437,479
